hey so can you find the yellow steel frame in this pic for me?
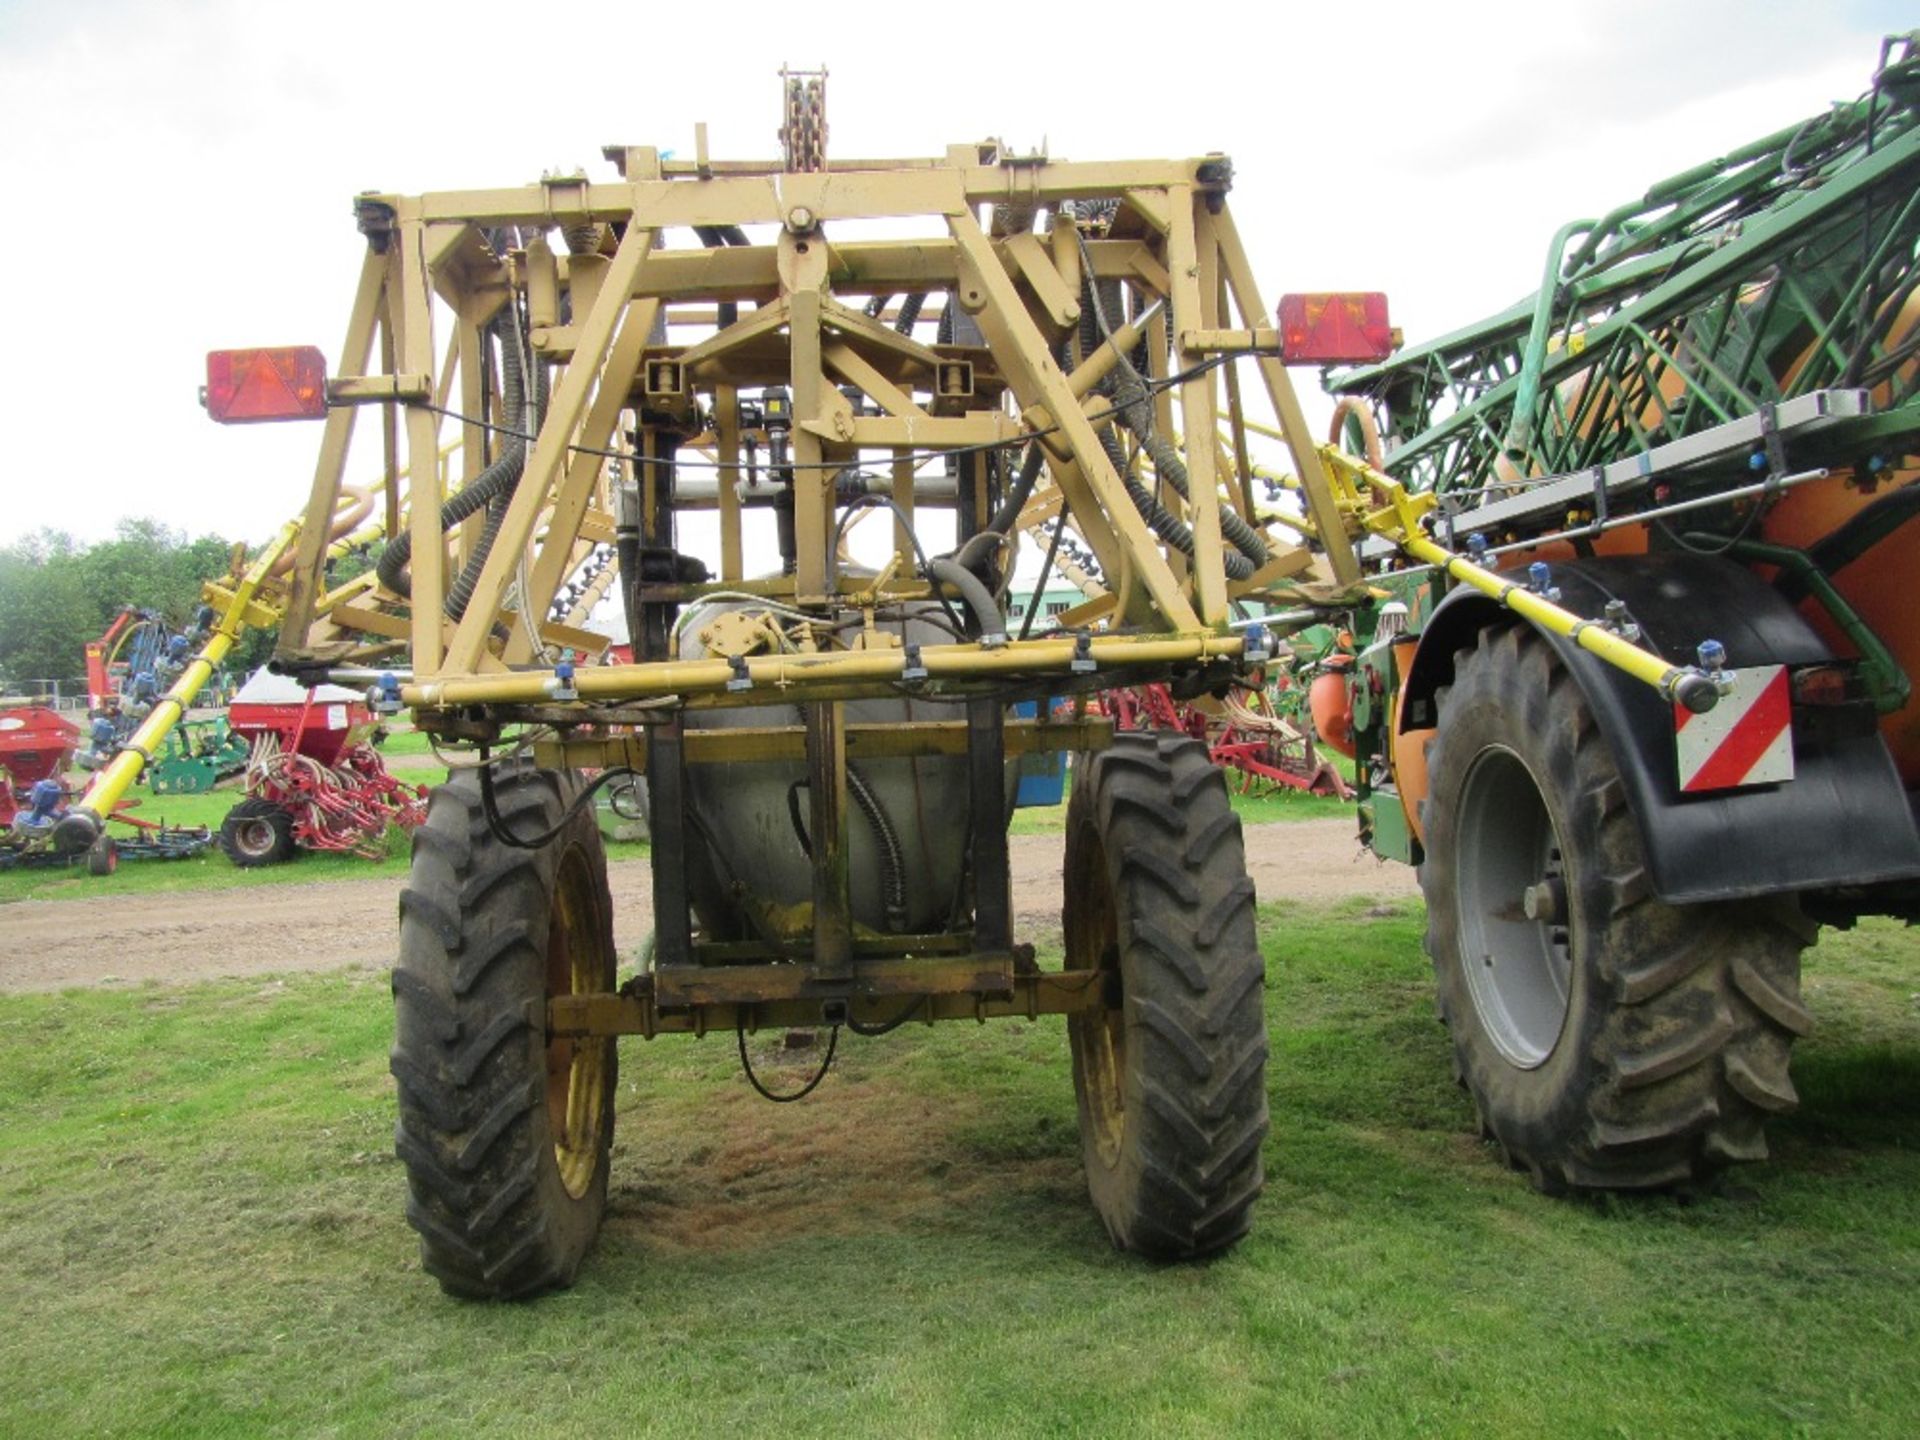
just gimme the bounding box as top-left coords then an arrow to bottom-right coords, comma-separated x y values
269,137 -> 1362,721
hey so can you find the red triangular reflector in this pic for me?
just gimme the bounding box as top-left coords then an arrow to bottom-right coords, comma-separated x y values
205,347 -> 328,423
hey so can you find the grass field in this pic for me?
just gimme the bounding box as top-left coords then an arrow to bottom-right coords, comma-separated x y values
1,900 -> 1915,1438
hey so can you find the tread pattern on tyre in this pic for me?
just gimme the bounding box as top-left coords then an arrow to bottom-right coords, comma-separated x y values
218,796 -> 296,868
1423,624 -> 1810,1193
1070,731 -> 1268,1258
390,763 -> 615,1299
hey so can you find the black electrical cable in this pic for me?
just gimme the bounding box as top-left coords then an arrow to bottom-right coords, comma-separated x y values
785,779 -> 812,857
831,493 -> 967,633
475,753 -> 636,849
1018,508 -> 1069,644
847,995 -> 925,1037
736,1021 -> 838,1102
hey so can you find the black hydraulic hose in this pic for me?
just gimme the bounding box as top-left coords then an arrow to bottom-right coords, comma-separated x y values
782,724 -> 908,933
737,1021 -> 837,1102
443,356 -> 547,619
1078,261 -> 1267,579
1019,509 -> 1068,643
983,442 -> 1046,538
947,528 -> 1009,579
445,495 -> 510,620
1101,423 -> 1197,557
845,764 -> 908,932
1135,413 -> 1265,580
894,292 -> 926,334
378,314 -> 544,614
694,224 -> 750,248
926,557 -> 1007,646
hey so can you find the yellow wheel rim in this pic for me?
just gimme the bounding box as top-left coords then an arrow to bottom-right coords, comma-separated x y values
1068,831 -> 1127,1168
546,847 -> 612,1200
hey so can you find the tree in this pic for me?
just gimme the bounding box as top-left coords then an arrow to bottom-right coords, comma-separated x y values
0,519 -> 258,695
0,533 -> 96,688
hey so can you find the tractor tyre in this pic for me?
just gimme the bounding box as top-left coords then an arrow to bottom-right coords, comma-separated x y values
391,761 -> 618,1299
86,836 -> 118,876
1422,625 -> 1813,1193
218,797 -> 297,868
1065,730 -> 1268,1259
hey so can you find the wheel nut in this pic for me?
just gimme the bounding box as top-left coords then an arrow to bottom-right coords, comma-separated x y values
1523,879 -> 1566,924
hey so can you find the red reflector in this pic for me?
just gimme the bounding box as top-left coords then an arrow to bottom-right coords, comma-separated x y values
204,347 -> 329,423
1277,293 -> 1393,365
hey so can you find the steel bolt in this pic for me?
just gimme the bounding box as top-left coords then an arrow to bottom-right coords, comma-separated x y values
1523,879 -> 1566,924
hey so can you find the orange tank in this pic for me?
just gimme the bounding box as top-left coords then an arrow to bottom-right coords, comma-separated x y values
1310,660 -> 1355,760
1762,464 -> 1920,783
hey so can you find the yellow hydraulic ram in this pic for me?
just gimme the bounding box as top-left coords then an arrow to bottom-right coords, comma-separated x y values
1318,447 -> 1723,715
55,522 -> 300,854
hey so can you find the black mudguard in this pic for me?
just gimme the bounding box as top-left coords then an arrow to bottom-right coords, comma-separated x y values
1399,553 -> 1920,904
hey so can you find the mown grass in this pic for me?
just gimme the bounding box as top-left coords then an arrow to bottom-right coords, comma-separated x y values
0,902 -> 1914,1438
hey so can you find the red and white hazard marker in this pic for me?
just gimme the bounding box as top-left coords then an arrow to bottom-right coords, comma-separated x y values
1674,665 -> 1793,793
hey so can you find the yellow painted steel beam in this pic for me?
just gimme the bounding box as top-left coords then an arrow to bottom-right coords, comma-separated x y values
714,384 -> 745,582
513,295 -> 661,660
395,220 -> 448,671
1210,206 -> 1361,584
280,249 -> 385,643
547,969 -> 1106,1039
385,159 -> 1215,230
949,208 -> 1200,631
406,629 -> 1247,709
1168,189 -> 1229,625
443,220 -> 658,674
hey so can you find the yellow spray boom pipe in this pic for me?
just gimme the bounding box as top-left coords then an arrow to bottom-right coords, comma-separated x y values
57,522 -> 300,852
1316,446 -> 1722,714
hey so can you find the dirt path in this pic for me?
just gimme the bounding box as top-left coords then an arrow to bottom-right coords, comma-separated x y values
0,820 -> 1414,993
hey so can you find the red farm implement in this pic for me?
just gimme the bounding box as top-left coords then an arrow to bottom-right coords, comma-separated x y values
1,705 -> 211,873
218,672 -> 426,866
1104,679 -> 1351,798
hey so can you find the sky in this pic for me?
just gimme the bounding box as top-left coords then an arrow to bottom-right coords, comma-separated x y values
0,0 -> 1906,553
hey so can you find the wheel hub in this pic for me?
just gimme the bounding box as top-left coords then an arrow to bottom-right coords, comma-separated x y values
1522,879 -> 1566,924
1454,746 -> 1574,1069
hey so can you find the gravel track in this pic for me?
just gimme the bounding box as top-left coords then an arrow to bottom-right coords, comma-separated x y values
0,819 -> 1414,993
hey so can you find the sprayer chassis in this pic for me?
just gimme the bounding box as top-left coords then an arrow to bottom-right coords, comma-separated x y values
269,142 -> 1355,1032
243,132 -> 1329,1292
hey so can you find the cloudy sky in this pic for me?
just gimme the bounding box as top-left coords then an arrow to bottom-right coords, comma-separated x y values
0,0 -> 1904,550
